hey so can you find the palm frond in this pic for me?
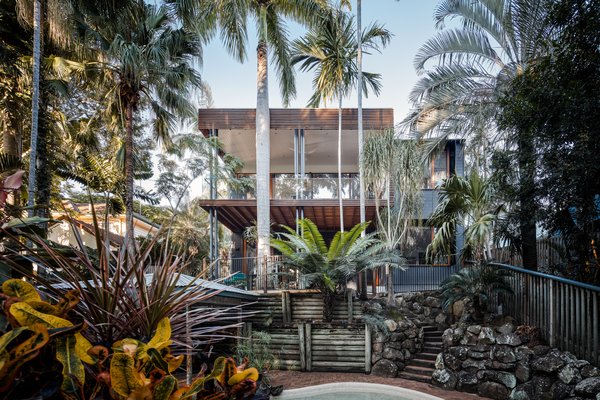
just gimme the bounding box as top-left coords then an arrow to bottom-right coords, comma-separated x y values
414,28 -> 501,72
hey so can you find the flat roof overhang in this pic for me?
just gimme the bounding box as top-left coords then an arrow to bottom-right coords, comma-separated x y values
198,108 -> 394,174
197,199 -> 379,233
198,108 -> 394,131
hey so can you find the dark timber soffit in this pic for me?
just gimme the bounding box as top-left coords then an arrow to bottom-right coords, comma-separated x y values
196,200 -> 379,233
197,108 -> 394,131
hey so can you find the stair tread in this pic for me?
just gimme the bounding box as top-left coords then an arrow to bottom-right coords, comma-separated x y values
408,360 -> 435,368
416,355 -> 438,361
415,353 -> 440,359
404,365 -> 435,373
398,372 -> 432,383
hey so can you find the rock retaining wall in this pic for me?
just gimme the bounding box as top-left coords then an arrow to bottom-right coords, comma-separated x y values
371,317 -> 423,377
365,291 -> 452,377
434,318 -> 600,399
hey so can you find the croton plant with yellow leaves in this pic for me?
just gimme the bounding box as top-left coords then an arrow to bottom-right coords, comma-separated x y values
0,279 -> 260,400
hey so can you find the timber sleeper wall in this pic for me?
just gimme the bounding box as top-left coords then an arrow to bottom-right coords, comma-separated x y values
242,322 -> 371,373
247,292 -> 363,327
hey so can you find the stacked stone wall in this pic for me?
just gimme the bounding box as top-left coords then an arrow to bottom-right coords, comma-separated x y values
434,318 -> 600,399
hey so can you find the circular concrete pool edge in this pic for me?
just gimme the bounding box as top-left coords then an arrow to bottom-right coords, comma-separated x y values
275,382 -> 445,400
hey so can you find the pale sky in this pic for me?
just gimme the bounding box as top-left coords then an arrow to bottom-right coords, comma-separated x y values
200,0 -> 442,124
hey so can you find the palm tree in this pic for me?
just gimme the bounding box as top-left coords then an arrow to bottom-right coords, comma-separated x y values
404,0 -> 550,270
427,172 -> 503,265
179,1 -> 328,269
271,218 -> 398,321
12,0 -> 133,221
291,6 -> 390,232
93,2 -> 202,245
362,131 -> 422,304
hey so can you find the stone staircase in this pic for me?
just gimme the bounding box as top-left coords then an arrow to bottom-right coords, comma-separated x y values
398,326 -> 444,383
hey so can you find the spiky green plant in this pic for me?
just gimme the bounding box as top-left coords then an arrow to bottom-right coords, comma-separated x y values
271,218 -> 400,321
427,172 -> 503,264
440,264 -> 513,320
0,210 -> 242,349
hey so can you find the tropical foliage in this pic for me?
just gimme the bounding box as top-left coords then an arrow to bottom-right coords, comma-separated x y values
0,216 -> 240,349
88,1 -> 203,241
271,218 -> 401,321
427,172 -> 503,264
362,131 -> 422,303
439,264 -> 513,320
496,0 -> 600,284
0,279 -> 259,399
406,0 -> 551,270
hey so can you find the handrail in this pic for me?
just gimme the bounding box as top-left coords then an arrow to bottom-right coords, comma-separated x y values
489,261 -> 600,293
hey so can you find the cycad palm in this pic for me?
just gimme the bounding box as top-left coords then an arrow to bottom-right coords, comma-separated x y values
291,6 -> 390,232
405,0 -> 549,269
440,264 -> 512,320
427,172 -> 502,264
271,218 -> 398,321
94,2 -> 202,243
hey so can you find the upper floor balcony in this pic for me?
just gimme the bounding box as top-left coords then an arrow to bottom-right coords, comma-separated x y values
228,173 -> 363,200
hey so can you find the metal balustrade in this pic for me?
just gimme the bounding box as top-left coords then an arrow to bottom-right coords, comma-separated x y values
488,262 -> 600,366
371,264 -> 459,294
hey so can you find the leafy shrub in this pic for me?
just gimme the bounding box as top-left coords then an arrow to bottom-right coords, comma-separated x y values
0,279 -> 260,399
236,330 -> 280,374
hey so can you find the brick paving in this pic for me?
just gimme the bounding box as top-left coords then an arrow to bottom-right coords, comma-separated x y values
268,371 -> 490,400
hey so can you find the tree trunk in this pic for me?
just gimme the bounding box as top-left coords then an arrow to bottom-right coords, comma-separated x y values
337,95 -> 344,232
517,132 -> 538,270
356,0 -> 367,300
124,103 -> 135,253
256,40 -> 271,274
27,0 -> 42,218
35,86 -> 50,223
386,264 -> 394,305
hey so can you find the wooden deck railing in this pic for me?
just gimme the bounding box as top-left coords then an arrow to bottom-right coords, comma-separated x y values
488,262 -> 600,366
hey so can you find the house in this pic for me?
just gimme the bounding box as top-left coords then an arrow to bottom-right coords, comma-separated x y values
196,108 -> 464,292
48,202 -> 160,249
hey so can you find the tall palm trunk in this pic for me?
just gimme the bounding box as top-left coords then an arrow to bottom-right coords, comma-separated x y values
356,0 -> 367,299
35,86 -> 50,222
27,0 -> 42,218
338,94 -> 343,232
385,174 -> 394,304
124,102 -> 135,251
256,39 -> 271,275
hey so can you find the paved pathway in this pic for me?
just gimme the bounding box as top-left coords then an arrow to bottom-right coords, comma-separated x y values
268,371 -> 490,400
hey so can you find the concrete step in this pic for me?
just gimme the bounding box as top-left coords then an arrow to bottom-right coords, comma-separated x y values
398,371 -> 432,383
409,358 -> 436,369
421,326 -> 439,332
418,352 -> 439,361
404,365 -> 435,376
424,341 -> 443,346
422,346 -> 442,353
424,332 -> 444,337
